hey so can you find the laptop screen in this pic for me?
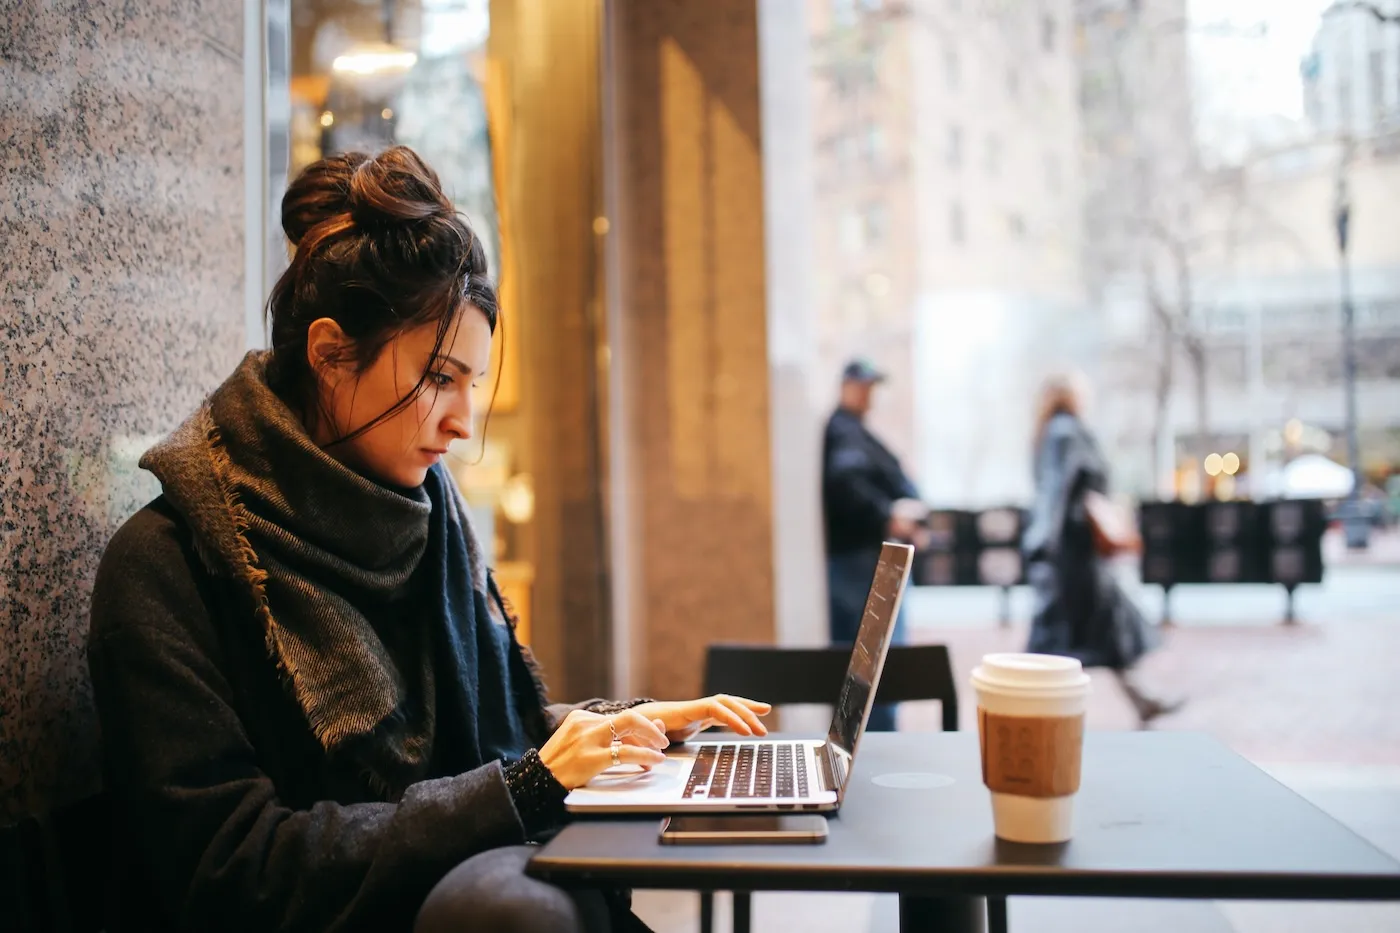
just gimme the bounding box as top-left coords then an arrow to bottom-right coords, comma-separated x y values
825,542 -> 914,774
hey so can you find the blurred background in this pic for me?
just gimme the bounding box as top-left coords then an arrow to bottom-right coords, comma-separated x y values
3,0 -> 1399,930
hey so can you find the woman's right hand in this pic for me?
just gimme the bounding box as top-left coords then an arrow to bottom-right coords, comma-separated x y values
538,709 -> 670,790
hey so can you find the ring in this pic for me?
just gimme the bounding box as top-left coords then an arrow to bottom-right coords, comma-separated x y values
608,717 -> 621,767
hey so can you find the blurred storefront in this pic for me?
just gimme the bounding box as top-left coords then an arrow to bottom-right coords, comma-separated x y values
268,0 -> 797,703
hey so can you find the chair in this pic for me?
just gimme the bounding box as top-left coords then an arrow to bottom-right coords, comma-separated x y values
699,644 -> 1005,933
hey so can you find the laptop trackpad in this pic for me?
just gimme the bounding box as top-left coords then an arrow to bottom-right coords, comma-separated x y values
581,755 -> 690,792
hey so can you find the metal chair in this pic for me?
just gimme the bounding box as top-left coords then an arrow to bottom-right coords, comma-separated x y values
698,643 -> 1005,933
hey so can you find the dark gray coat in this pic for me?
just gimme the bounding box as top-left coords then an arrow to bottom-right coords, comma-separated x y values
89,499 -> 599,933
1022,413 -> 1155,670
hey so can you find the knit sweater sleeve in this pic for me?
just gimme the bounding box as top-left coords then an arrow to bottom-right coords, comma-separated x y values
89,506 -> 529,933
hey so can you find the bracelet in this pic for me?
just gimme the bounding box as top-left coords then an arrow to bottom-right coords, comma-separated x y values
503,748 -> 569,839
585,697 -> 657,716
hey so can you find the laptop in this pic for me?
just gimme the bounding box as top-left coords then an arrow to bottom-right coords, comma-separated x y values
564,541 -> 914,814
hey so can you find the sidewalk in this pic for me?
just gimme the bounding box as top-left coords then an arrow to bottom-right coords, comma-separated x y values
1324,526 -> 1400,566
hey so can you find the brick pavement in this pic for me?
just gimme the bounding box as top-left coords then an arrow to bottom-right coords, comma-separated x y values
901,617 -> 1400,766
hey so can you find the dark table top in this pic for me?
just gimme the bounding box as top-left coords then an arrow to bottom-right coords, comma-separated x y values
528,732 -> 1400,901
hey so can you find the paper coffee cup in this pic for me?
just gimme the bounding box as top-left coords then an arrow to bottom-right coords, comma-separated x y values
971,653 -> 1090,843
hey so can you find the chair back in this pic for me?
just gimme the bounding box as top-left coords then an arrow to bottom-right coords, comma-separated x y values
702,643 -> 959,731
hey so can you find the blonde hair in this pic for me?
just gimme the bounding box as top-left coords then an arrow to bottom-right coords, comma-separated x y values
1033,371 -> 1087,447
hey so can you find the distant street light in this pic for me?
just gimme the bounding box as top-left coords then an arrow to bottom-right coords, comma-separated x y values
1320,1 -> 1392,550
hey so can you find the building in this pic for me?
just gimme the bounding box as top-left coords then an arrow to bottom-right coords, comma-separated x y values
807,0 -> 1086,505
1073,0 -> 1200,494
1095,0 -> 1400,498
1303,0 -> 1400,140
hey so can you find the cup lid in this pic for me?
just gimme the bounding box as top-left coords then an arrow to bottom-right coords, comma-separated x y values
971,653 -> 1090,693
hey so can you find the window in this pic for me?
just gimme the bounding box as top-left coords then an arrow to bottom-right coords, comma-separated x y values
1370,48 -> 1385,122
1007,212 -> 1026,239
1042,13 -> 1056,52
985,133 -> 1000,175
864,122 -> 885,166
1007,66 -> 1020,98
950,201 -> 966,244
947,124 -> 963,168
945,47 -> 959,90
841,210 -> 864,251
836,132 -> 858,171
864,201 -> 889,246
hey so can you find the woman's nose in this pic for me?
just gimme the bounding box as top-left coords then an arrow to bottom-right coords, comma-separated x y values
441,398 -> 473,441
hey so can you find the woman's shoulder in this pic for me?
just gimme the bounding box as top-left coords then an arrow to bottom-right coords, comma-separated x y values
91,497 -> 211,640
1044,412 -> 1094,445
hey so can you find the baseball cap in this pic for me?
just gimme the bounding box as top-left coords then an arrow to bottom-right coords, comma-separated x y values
841,358 -> 886,383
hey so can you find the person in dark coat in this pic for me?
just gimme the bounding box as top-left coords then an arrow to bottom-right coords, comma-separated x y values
822,359 -> 927,732
87,147 -> 772,933
1022,372 -> 1183,727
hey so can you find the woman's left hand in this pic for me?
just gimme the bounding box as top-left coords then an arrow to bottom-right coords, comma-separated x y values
629,695 -> 772,743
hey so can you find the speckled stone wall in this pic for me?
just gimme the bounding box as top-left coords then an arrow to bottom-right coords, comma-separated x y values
0,1 -> 245,821
610,0 -> 777,701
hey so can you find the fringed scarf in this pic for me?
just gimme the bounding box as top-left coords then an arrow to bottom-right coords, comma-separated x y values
141,351 -> 548,796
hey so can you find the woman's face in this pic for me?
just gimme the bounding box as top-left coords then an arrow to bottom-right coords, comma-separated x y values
311,307 -> 493,488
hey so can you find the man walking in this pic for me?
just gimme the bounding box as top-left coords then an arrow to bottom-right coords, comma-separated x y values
822,359 -> 926,732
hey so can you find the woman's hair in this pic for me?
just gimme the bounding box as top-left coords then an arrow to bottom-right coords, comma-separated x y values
265,145 -> 499,445
1032,371 -> 1087,448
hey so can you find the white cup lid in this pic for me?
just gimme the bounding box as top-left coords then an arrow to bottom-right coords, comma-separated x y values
971,653 -> 1090,693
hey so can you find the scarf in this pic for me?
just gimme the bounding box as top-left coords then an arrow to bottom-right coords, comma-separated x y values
141,351 -> 546,795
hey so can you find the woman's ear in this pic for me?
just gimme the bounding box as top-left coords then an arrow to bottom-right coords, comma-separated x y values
306,317 -> 352,388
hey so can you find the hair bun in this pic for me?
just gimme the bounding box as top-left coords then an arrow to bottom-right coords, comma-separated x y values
280,151 -> 368,247
347,146 -> 453,230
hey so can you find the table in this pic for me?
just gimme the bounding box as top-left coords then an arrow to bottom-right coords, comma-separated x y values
528,732 -> 1400,932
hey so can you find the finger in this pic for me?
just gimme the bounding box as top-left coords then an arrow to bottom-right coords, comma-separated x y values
613,744 -> 667,770
706,698 -> 758,735
610,710 -> 670,748
727,695 -> 773,716
718,695 -> 769,736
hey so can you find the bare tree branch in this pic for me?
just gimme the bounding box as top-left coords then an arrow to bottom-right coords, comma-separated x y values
1329,2 -> 1400,26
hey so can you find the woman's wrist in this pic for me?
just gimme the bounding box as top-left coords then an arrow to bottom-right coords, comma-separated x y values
584,697 -> 656,715
503,748 -> 569,839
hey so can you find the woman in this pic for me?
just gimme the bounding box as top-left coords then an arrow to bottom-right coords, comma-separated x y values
88,146 -> 769,933
1021,372 -> 1181,728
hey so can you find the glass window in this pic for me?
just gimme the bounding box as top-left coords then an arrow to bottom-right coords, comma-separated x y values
290,0 -> 498,275
841,210 -> 865,251
1042,13 -> 1056,53
865,122 -> 886,166
864,201 -> 889,246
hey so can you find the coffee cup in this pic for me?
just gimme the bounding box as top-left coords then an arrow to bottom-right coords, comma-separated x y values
970,653 -> 1090,843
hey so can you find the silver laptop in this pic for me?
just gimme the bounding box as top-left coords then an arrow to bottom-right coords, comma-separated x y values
564,542 -> 914,814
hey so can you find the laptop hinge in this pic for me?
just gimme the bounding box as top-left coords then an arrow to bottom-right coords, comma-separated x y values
815,743 -> 839,794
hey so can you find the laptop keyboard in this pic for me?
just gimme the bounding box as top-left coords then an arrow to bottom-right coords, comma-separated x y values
682,743 -> 810,799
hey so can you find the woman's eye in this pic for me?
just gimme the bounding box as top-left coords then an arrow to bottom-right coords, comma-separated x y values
430,371 -> 453,388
